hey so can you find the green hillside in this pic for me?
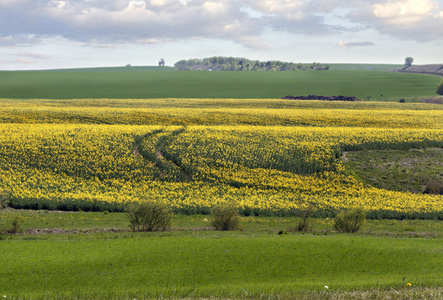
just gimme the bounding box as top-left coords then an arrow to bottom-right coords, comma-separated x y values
0,69 -> 440,99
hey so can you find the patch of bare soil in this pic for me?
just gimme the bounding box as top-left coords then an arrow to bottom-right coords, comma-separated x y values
25,228 -> 126,234
282,95 -> 361,101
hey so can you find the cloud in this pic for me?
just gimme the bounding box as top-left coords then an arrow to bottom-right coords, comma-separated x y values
0,0 -> 343,48
16,52 -> 50,59
373,0 -> 437,24
0,0 -> 442,49
338,40 -> 375,47
0,35 -> 42,47
347,0 -> 443,42
15,58 -> 33,63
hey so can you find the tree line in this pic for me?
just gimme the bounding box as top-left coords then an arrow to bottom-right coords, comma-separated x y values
174,57 -> 329,71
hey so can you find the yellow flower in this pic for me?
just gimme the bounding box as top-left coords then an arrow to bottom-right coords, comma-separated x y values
406,283 -> 412,287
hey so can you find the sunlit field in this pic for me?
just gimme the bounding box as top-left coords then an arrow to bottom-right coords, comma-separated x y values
1,98 -> 442,219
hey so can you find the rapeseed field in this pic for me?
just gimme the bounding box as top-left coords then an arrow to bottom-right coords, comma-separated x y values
1,99 -> 442,218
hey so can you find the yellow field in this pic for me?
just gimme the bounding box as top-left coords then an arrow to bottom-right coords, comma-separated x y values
1,98 -> 442,219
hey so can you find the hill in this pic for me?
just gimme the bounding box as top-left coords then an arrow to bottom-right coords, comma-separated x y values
0,69 -> 440,99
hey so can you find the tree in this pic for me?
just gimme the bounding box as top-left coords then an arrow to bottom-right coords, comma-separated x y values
404,57 -> 414,67
158,58 -> 165,66
437,81 -> 443,95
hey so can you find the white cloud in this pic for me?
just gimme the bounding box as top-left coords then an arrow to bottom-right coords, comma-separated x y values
244,0 -> 303,15
373,0 -> 438,26
128,0 -> 147,10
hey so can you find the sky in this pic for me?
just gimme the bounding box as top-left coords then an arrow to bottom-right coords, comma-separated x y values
1,0 -> 442,70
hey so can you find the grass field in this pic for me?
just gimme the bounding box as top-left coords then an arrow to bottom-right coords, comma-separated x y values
1,210 -> 443,299
0,68 -> 440,99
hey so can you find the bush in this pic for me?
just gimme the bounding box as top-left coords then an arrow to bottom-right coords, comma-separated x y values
437,81 -> 443,95
424,179 -> 443,195
334,208 -> 366,233
291,205 -> 315,232
8,215 -> 25,234
0,191 -> 10,209
127,200 -> 173,232
210,203 -> 242,231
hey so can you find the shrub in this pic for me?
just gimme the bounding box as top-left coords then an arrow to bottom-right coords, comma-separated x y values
292,205 -> 315,232
424,179 -> 443,195
437,81 -> 443,95
0,191 -> 10,209
8,215 -> 25,234
127,200 -> 173,232
210,203 -> 242,231
334,208 -> 366,233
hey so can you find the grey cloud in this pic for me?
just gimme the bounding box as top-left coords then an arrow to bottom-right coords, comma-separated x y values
1,0 -> 441,49
338,40 -> 374,47
0,0 -> 338,47
0,35 -> 43,47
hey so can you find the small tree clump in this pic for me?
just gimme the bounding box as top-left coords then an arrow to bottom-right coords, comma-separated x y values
210,203 -> 242,231
334,208 -> 366,233
404,57 -> 414,67
437,81 -> 443,95
127,200 -> 173,232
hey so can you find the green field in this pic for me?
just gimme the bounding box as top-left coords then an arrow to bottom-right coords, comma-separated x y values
345,148 -> 443,194
0,68 -> 440,99
2,234 -> 442,299
1,211 -> 443,299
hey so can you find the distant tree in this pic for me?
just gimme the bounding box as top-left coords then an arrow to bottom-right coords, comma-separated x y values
158,58 -> 165,67
437,81 -> 443,95
404,57 -> 414,67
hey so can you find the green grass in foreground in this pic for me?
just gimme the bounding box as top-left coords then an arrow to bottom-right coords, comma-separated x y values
0,69 -> 440,99
1,211 -> 442,299
1,230 -> 442,298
